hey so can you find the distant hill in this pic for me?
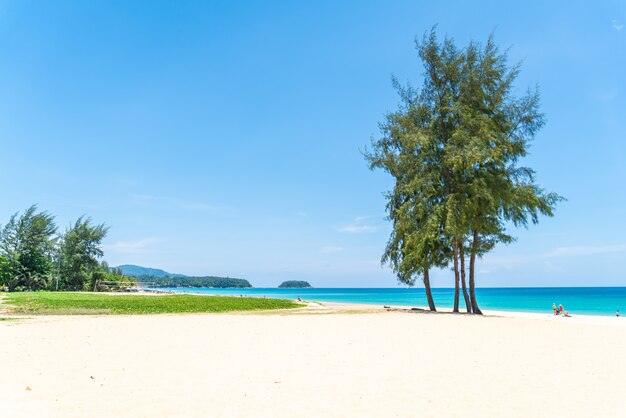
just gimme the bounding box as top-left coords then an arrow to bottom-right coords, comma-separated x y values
114,264 -> 251,288
278,280 -> 311,288
115,264 -> 186,278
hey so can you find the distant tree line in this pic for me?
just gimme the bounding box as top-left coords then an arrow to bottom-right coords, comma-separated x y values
367,30 -> 562,313
133,275 -> 251,288
0,205 -> 136,292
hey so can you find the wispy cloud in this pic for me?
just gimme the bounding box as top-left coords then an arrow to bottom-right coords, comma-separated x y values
338,225 -> 379,234
133,194 -> 215,211
320,246 -> 344,254
613,20 -> 624,31
102,238 -> 163,255
545,244 -> 626,257
338,216 -> 380,234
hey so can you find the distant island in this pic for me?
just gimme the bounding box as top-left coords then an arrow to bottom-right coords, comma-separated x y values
116,264 -> 252,288
278,280 -> 311,288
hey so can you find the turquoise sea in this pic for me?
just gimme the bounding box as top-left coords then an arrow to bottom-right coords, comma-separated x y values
155,287 -> 626,316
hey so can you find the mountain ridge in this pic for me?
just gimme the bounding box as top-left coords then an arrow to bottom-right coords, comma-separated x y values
115,264 -> 187,278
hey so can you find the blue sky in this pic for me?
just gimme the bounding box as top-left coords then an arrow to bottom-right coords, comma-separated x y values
1,0 -> 624,287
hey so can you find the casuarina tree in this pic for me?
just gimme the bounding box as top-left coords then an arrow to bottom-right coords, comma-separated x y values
367,29 -> 561,313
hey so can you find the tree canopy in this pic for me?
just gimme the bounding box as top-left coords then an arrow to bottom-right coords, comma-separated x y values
0,206 -> 135,292
366,29 -> 562,313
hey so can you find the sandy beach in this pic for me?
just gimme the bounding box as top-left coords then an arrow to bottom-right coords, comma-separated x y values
2,304 -> 626,418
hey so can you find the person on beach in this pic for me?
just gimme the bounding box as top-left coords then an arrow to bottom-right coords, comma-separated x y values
552,303 -> 558,315
559,304 -> 564,314
297,296 -> 301,302
617,310 -> 620,317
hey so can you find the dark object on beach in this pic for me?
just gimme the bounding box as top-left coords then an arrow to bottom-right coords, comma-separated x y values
278,280 -> 311,288
383,305 -> 390,309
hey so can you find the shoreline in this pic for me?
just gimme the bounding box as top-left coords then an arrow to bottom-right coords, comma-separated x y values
138,288 -> 626,322
148,286 -> 626,317
319,300 -> 626,326
2,289 -> 624,324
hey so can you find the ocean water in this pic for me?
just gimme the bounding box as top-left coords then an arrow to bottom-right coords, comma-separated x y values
154,287 -> 626,317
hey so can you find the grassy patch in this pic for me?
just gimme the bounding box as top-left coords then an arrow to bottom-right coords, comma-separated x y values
2,292 -> 299,315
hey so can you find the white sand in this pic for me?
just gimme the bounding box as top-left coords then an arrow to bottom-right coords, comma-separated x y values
2,306 -> 626,418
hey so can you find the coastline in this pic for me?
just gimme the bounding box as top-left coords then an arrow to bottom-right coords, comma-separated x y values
317,300 -> 626,327
135,288 -> 626,324
150,286 -> 626,317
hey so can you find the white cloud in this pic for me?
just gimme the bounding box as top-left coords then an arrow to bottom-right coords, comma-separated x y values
613,20 -> 624,31
320,246 -> 344,254
133,194 -> 215,211
545,244 -> 626,257
102,238 -> 163,255
338,224 -> 379,234
337,215 -> 383,233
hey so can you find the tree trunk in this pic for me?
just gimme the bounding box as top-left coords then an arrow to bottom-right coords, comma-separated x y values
459,242 -> 472,313
453,239 -> 460,313
469,229 -> 483,315
423,267 -> 436,312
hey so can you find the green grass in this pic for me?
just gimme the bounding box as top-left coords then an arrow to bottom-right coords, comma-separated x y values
2,292 -> 300,315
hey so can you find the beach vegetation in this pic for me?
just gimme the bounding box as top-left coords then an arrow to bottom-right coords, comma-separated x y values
0,206 -> 136,292
57,216 -> 109,290
0,205 -> 58,291
366,29 -> 561,313
2,292 -> 298,315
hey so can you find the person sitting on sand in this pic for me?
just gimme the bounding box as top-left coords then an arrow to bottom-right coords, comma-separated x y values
552,303 -> 558,315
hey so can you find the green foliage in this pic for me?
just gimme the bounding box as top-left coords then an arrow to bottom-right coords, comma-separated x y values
366,29 -> 562,310
3,292 -> 298,315
90,261 -> 138,292
0,205 -> 57,291
0,206 -> 134,293
278,280 -> 311,288
57,217 -> 109,290
0,255 -> 11,290
135,275 -> 251,288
